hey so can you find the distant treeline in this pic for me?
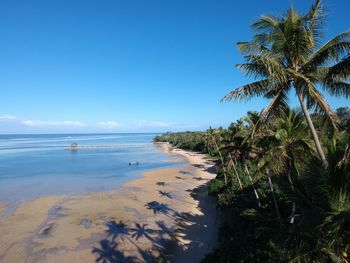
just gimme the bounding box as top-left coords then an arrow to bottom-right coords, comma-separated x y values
154,131 -> 208,152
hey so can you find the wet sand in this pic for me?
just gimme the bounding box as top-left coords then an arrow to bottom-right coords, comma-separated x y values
0,142 -> 218,262
0,203 -> 6,214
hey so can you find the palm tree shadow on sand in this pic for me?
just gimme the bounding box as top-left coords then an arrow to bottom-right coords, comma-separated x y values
130,223 -> 165,249
92,239 -> 135,263
92,175 -> 218,262
94,221 -> 161,263
145,201 -> 183,220
105,220 -> 130,242
158,190 -> 173,199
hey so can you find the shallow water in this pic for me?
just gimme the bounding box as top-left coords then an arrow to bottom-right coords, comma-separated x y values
0,133 -> 181,207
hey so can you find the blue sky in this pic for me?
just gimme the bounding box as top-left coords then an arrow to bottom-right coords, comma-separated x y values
0,0 -> 349,133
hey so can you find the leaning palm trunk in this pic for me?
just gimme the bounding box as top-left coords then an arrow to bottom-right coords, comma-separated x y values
267,168 -> 281,219
244,163 -> 261,207
297,94 -> 328,168
287,173 -> 296,224
213,140 -> 228,185
229,156 -> 243,190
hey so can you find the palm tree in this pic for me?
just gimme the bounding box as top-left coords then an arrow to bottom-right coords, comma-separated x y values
204,127 -> 215,156
222,0 -> 350,168
220,128 -> 244,190
257,108 -> 315,223
206,128 -> 229,185
222,111 -> 262,205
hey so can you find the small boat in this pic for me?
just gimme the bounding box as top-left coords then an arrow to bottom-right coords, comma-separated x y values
129,161 -> 139,166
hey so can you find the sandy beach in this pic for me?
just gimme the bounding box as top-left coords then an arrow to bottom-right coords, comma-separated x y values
0,142 -> 218,263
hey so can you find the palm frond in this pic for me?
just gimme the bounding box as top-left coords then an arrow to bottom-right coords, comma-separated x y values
237,41 -> 268,55
236,63 -> 269,79
322,79 -> 350,98
260,88 -> 289,123
221,79 -> 269,102
293,140 -> 315,154
325,55 -> 350,80
252,15 -> 280,33
335,144 -> 350,171
242,54 -> 288,83
304,82 -> 339,129
303,0 -> 325,48
237,41 -> 281,59
282,7 -> 313,62
304,31 -> 350,69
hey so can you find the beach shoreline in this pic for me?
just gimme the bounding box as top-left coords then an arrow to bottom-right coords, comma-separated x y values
0,142 -> 218,262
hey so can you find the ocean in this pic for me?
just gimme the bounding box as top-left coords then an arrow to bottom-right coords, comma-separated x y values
0,133 -> 180,208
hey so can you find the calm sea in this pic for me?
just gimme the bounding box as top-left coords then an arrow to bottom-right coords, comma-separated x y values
0,133 -> 180,207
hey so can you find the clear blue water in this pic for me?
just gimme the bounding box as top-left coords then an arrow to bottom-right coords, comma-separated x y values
0,133 -> 181,207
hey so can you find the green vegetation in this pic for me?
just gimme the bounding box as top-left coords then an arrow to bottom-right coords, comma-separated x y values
221,0 -> 350,169
155,107 -> 350,262
154,1 -> 350,262
154,131 -> 207,152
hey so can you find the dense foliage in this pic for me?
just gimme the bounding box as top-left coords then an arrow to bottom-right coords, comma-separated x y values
155,1 -> 350,261
154,132 -> 207,152
155,108 -> 350,262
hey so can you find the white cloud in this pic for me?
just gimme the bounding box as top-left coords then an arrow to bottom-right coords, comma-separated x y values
0,114 -> 16,120
98,121 -> 120,128
0,113 -> 192,132
137,120 -> 176,128
22,120 -> 86,127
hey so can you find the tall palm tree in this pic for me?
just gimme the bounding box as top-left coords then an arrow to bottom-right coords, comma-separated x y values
256,108 -> 315,223
222,0 -> 350,168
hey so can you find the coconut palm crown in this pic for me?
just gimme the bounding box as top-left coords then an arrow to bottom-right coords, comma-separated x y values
222,0 -> 350,167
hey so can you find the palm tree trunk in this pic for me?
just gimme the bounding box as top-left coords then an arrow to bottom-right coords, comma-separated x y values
297,93 -> 328,168
267,168 -> 280,219
287,173 -> 296,224
244,163 -> 261,207
230,156 -> 243,190
214,140 -> 228,185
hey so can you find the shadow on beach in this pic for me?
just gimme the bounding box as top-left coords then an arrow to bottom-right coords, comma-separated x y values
192,164 -> 217,174
165,183 -> 219,263
91,182 -> 219,263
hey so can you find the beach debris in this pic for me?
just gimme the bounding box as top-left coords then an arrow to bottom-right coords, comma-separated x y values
156,181 -> 166,186
80,218 -> 92,229
128,161 -> 139,166
70,142 -> 78,151
38,222 -> 55,237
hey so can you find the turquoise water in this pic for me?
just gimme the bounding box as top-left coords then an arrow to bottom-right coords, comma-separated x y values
0,133 -> 180,206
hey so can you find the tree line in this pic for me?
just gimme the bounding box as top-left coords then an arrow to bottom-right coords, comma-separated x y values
155,1 -> 350,261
